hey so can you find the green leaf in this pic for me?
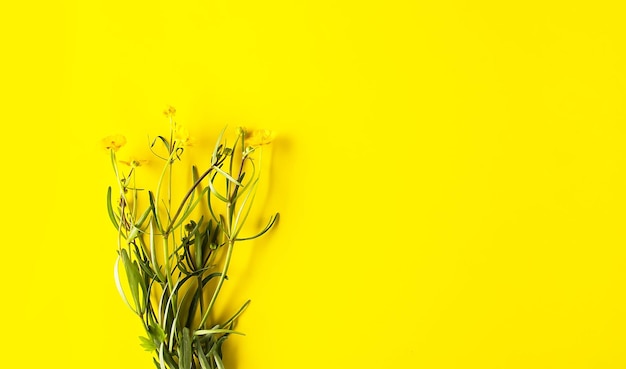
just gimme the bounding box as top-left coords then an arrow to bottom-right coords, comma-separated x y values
148,191 -> 163,232
202,273 -> 224,289
185,272 -> 223,328
212,126 -> 228,164
120,249 -> 146,313
206,177 -> 220,223
231,178 -> 260,239
127,226 -> 141,242
236,213 -> 280,241
162,343 -> 180,369
195,337 -> 212,369
193,234 -> 203,271
175,146 -> 184,161
212,165 -> 242,186
113,255 -> 136,314
136,257 -> 155,281
173,187 -> 210,230
136,204 -> 153,229
168,287 -> 193,349
194,329 -> 244,336
214,335 -> 228,359
208,175 -> 229,203
157,287 -> 170,331
127,204 -> 153,242
149,323 -> 167,344
106,187 -> 120,230
143,278 -> 158,323
213,352 -> 226,369
222,300 -> 251,329
179,328 -> 192,369
139,336 -> 157,352
158,342 -> 179,369
149,220 -> 166,282
153,135 -> 171,152
231,172 -> 250,202
161,268 -> 217,332
192,165 -> 200,185
158,343 -> 167,369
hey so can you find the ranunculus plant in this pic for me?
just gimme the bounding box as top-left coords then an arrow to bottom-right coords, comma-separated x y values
104,107 -> 278,369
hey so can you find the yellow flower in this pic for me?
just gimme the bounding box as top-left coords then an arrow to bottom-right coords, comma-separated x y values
245,129 -> 276,147
101,134 -> 127,152
163,106 -> 176,118
174,124 -> 193,147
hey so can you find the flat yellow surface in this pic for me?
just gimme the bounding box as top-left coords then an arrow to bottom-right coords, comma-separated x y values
3,0 -> 626,368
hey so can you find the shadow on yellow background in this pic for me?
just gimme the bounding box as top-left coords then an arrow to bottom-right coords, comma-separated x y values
3,0 -> 626,368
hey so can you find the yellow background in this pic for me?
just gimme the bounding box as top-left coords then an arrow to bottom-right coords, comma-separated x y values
3,0 -> 626,368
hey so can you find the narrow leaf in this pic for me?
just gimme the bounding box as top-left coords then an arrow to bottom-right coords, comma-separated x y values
149,191 -> 163,232
206,177 -> 220,223
208,176 -> 229,203
106,187 -> 120,230
195,337 -> 212,369
155,135 -> 171,151
231,178 -> 260,239
236,213 -> 280,241
194,329 -> 244,336
179,327 -> 192,369
121,249 -> 144,313
158,343 -> 167,369
212,126 -> 228,164
222,300 -> 251,328
150,220 -> 166,282
212,165 -> 242,186
213,353 -> 226,369
113,255 -> 136,314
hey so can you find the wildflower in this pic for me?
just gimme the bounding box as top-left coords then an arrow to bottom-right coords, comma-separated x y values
245,129 -> 276,147
174,124 -> 193,147
101,134 -> 127,152
163,106 -> 176,118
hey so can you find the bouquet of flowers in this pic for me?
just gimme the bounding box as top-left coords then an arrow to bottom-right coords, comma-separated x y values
103,107 -> 278,369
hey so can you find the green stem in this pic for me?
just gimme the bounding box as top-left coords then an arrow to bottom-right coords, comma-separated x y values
111,150 -> 133,253
164,163 -> 220,235
226,203 -> 233,235
168,158 -> 173,213
189,274 -> 206,328
169,116 -> 174,211
162,236 -> 175,306
132,169 -> 138,219
198,239 -> 235,328
155,151 -> 175,227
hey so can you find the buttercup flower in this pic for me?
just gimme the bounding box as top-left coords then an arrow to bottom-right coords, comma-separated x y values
245,129 -> 276,147
101,134 -> 127,152
163,106 -> 176,118
174,124 -> 193,147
